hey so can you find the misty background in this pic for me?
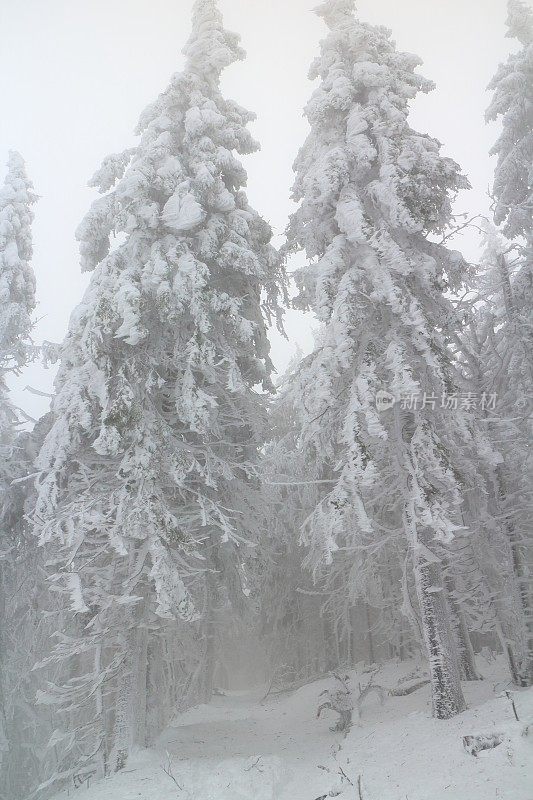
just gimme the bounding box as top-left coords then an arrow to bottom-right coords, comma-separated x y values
0,0 -> 517,422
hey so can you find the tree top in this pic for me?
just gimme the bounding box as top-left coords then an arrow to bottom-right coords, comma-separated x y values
183,0 -> 245,79
506,0 -> 533,44
314,0 -> 356,27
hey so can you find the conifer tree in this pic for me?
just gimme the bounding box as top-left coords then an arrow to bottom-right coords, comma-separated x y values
33,0 -> 282,784
0,151 -> 39,796
478,0 -> 533,684
0,151 -> 37,534
487,0 -> 533,247
0,152 -> 36,369
285,0 -> 474,719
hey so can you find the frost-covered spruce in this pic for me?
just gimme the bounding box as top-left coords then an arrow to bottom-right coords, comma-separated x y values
0,149 -> 37,514
487,0 -> 533,245
0,151 -> 37,793
0,151 -> 36,373
33,0 -> 281,780
0,151 -> 37,460
0,148 -> 37,647
0,149 -> 37,520
470,227 -> 533,687
286,0 -> 472,719
481,0 -> 533,685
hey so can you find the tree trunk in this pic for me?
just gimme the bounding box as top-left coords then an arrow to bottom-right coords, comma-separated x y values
110,627 -> 137,773
93,636 -> 108,778
202,570 -> 218,702
322,609 -> 338,671
413,547 -> 466,719
442,563 -> 482,681
455,609 -> 482,682
494,469 -> 533,687
365,604 -> 375,665
134,626 -> 149,747
349,605 -> 359,665
506,519 -> 533,686
457,522 -> 524,687
0,564 -> 8,777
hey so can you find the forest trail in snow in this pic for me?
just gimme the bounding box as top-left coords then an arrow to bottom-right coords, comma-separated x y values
156,685 -> 333,799
50,658 -> 533,800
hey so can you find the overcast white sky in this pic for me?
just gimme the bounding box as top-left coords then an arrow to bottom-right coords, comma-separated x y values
0,0 -> 522,422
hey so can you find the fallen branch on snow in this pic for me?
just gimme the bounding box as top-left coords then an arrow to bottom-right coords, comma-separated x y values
161,752 -> 183,790
505,690 -> 520,722
463,733 -> 504,757
389,679 -> 430,697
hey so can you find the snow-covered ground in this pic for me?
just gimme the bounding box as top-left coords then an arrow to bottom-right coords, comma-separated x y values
50,658 -> 533,800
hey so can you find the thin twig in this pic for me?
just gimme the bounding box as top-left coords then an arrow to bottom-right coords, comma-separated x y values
505,691 -> 520,722
161,753 -> 183,791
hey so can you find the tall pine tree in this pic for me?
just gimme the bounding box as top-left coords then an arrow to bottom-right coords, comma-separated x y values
285,0 -> 476,719
488,0 -> 533,246
0,151 -> 38,796
0,151 -> 36,376
33,0 -> 282,786
480,0 -> 533,684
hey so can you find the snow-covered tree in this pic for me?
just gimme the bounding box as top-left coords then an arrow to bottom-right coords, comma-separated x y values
0,150 -> 37,516
285,0 -> 478,719
473,3 -> 533,684
33,0 -> 282,788
459,223 -> 532,687
0,151 -> 36,375
0,419 -> 65,800
487,0 -> 533,245
0,151 -> 40,798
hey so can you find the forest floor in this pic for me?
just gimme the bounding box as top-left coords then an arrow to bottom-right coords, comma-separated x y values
51,657 -> 533,800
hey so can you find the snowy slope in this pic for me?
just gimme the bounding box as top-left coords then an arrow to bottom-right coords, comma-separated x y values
50,658 -> 533,800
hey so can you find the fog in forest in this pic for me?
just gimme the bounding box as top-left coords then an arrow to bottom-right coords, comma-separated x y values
0,2 -> 532,799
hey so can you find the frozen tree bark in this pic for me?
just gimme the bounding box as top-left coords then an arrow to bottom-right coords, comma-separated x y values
202,565 -> 219,702
110,630 -> 136,773
402,440 -> 466,719
412,549 -> 466,718
0,567 -> 8,766
453,605 -> 481,683
442,558 -> 482,682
